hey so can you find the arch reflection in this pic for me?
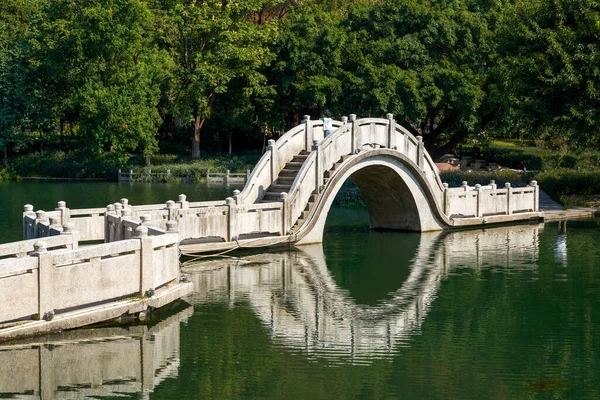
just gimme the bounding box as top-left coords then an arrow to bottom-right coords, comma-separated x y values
186,224 -> 543,361
0,305 -> 193,399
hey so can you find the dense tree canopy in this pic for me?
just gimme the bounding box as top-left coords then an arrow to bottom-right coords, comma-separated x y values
0,0 -> 599,162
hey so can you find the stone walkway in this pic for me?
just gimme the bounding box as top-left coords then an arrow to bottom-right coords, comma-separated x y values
540,190 -> 597,221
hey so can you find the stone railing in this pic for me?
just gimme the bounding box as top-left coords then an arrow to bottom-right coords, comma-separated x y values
237,117 -> 345,205
0,229 -> 179,325
443,180 -> 539,218
118,168 -> 250,183
24,194 -> 288,245
284,115 -> 445,231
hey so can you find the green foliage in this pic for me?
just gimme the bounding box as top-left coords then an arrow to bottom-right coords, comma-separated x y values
276,0 -> 497,156
1,0 -> 600,178
535,169 -> 600,203
440,169 -> 534,188
8,150 -> 126,179
496,0 -> 600,146
127,152 -> 261,182
30,0 -> 168,158
479,140 -> 600,171
163,0 -> 281,157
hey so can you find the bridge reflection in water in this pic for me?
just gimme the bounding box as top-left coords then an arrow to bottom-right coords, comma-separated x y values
185,223 -> 543,362
0,305 -> 192,399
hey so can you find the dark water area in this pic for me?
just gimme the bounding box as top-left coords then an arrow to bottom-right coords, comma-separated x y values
1,182 -> 600,399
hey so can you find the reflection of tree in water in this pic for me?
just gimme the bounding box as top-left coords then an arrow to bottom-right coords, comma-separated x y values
185,224 -> 542,362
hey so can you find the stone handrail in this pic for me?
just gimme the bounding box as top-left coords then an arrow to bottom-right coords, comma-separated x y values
284,115 -> 446,230
0,232 -> 179,325
0,233 -> 78,259
237,117 -> 344,205
444,181 -> 539,218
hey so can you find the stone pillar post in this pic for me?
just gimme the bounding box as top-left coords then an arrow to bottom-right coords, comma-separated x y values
114,202 -> 123,217
443,183 -> 449,215
136,226 -> 155,297
268,139 -> 277,185
35,210 -> 49,238
55,201 -> 69,225
49,217 -> 62,235
178,194 -> 189,209
531,180 -> 539,211
462,181 -> 469,190
475,184 -> 482,217
233,189 -> 241,204
23,204 -> 35,240
166,220 -> 178,233
505,183 -> 512,215
61,222 -> 79,249
349,114 -> 358,153
386,113 -> 394,149
32,241 -> 53,321
105,204 -> 115,242
226,197 -> 237,242
342,116 -> 348,124
280,192 -> 289,235
120,198 -> 129,211
141,214 -> 152,227
303,115 -> 312,152
165,200 -> 177,225
114,203 -> 123,240
226,169 -> 230,184
312,139 -> 322,193
416,136 -> 425,170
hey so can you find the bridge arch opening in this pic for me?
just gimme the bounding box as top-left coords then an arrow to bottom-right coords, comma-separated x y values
298,153 -> 445,245
350,165 -> 422,231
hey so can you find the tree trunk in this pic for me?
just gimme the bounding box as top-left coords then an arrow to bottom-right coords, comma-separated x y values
192,114 -> 203,158
228,134 -> 232,155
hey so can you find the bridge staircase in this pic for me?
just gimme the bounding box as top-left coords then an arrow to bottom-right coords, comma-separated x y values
261,151 -> 309,203
289,154 -> 351,234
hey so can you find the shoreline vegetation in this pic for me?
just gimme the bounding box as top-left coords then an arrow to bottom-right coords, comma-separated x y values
2,140 -> 600,209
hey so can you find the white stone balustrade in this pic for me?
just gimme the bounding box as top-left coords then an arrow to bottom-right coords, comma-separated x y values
0,231 -> 179,326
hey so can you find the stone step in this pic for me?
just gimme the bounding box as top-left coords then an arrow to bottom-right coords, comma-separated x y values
286,161 -> 304,169
292,154 -> 309,161
269,183 -> 292,192
278,176 -> 295,184
341,154 -> 352,162
263,192 -> 281,201
279,169 -> 299,177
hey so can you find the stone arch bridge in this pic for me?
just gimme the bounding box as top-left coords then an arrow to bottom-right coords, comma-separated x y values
22,115 -> 541,252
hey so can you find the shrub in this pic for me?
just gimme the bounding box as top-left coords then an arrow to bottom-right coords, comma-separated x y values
534,169 -> 600,202
439,170 -> 534,188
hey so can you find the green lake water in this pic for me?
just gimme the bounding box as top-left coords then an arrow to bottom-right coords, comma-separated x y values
1,182 -> 600,399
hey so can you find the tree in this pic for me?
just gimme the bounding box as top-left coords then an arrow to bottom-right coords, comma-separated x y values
276,0 -> 500,157
163,0 -> 281,158
31,0 -> 169,160
496,0 -> 600,148
0,0 -> 44,159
